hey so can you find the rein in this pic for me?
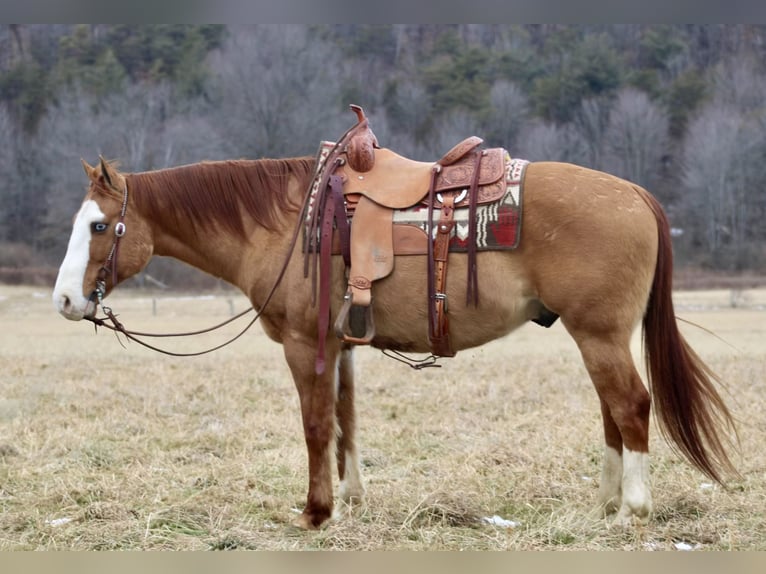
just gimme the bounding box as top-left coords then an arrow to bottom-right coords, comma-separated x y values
84,170 -> 313,358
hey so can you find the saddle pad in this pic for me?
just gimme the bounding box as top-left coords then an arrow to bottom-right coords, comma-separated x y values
392,153 -> 527,251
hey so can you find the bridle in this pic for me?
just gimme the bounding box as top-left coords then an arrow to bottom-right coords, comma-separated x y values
93,181 -> 129,309
84,174 -> 309,357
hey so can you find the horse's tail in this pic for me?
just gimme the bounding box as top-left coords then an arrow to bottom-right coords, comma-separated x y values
639,189 -> 739,484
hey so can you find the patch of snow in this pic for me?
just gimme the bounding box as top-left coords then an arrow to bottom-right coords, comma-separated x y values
482,515 -> 520,528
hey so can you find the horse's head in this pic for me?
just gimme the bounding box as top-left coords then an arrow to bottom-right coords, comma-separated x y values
53,157 -> 153,320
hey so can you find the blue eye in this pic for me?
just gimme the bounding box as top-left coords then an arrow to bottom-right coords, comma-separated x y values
92,222 -> 108,233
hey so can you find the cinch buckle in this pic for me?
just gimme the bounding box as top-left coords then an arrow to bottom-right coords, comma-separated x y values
436,189 -> 468,205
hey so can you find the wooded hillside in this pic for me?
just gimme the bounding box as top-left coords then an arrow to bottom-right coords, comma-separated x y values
2,25 -> 765,286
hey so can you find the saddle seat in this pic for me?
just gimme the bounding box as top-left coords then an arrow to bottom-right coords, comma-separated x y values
339,142 -> 506,211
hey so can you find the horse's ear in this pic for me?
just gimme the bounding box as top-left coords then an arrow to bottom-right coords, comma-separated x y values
81,158 -> 97,182
99,155 -> 116,189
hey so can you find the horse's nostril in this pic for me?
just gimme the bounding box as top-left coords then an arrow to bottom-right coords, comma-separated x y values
62,295 -> 71,312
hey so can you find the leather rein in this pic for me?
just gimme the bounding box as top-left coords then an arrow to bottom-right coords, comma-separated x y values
84,175 -> 310,358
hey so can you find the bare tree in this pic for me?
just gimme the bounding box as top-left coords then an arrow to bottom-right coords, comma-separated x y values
517,119 -> 589,165
35,83 -> 223,258
602,88 -> 669,190
0,103 -> 21,244
422,110 -> 485,160
709,56 -> 766,113
485,80 -> 529,151
210,25 -> 349,159
573,96 -> 612,170
680,55 -> 766,267
374,78 -> 433,158
34,87 -> 114,251
681,101 -> 763,266
97,82 -> 223,170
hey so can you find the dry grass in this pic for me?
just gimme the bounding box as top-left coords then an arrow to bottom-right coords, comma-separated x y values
1,284 -> 765,550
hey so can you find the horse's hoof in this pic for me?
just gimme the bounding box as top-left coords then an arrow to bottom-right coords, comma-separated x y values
291,510 -> 331,530
338,480 -> 366,505
291,512 -> 319,530
597,496 -> 621,517
610,507 -> 650,528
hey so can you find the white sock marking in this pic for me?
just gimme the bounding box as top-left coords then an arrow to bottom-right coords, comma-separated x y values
599,445 -> 623,510
616,448 -> 652,523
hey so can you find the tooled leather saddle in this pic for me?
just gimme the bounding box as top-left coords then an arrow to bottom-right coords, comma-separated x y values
304,105 -> 508,374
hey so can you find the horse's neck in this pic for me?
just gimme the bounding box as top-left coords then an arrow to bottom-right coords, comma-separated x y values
134,179 -> 297,292
151,223 -> 246,284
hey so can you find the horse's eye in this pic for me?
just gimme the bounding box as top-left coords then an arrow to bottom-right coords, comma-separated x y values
91,222 -> 108,233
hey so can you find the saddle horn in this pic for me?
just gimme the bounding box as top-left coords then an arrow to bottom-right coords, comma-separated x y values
345,104 -> 378,173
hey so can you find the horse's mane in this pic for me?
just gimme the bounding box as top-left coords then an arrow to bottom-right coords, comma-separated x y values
127,157 -> 316,240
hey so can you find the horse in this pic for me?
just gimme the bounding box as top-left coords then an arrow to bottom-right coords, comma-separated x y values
52,150 -> 738,530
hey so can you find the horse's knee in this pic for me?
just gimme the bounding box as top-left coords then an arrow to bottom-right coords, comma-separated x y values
304,420 -> 334,448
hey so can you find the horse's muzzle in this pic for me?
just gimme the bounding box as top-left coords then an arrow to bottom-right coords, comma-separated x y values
54,291 -> 97,321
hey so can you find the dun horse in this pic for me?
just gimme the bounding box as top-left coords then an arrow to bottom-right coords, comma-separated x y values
53,135 -> 737,529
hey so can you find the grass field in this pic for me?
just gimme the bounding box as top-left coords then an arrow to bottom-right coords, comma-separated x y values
1,284 -> 764,550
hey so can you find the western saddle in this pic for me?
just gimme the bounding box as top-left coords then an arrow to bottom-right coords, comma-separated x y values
305,105 -> 507,373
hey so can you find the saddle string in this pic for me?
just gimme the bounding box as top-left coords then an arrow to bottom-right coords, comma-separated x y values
302,110 -> 378,372
465,150 -> 485,306
304,113 -> 373,305
315,175 -> 339,374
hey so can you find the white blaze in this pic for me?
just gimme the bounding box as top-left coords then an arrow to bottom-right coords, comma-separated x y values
52,200 -> 105,320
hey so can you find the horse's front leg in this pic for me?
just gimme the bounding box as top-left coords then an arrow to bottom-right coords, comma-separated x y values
336,344 -> 365,506
284,333 -> 339,529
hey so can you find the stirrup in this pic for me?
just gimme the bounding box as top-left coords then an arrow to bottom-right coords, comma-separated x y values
334,291 -> 375,345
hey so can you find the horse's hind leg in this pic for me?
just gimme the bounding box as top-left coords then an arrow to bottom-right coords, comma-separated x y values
597,397 -> 624,514
336,345 -> 365,505
571,329 -> 653,525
